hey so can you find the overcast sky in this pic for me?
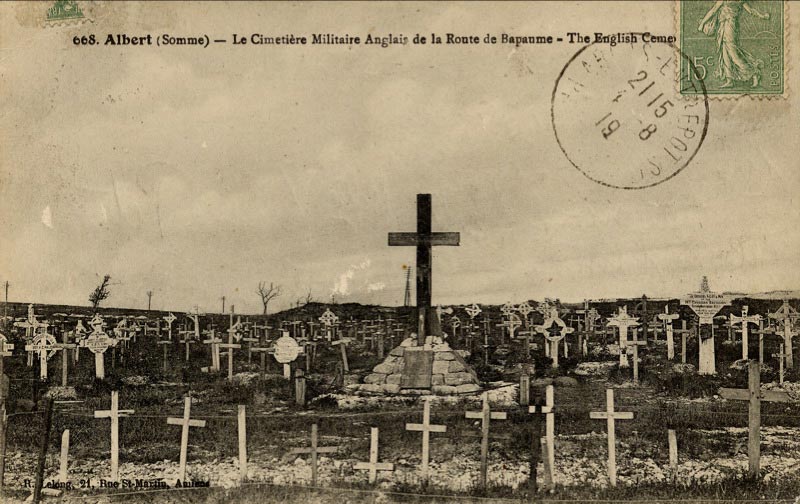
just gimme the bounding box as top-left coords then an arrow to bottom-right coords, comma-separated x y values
1,2 -> 798,314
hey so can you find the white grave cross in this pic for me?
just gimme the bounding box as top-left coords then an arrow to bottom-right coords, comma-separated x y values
536,308 -> 574,368
94,391 -> 134,481
606,306 -> 640,368
589,389 -> 634,487
80,315 -> 117,380
658,305 -> 680,360
730,306 -> 762,361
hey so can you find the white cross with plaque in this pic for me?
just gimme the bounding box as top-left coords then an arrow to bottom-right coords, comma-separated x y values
273,330 -> 303,378
536,308 -> 574,368
607,306 -> 640,368
80,315 -> 117,380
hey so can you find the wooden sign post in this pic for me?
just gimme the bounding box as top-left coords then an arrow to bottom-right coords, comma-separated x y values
589,389 -> 634,487
354,427 -> 394,484
238,405 -> 247,481
388,194 -> 461,343
94,391 -> 134,481
465,393 -> 507,489
405,398 -> 447,482
719,361 -> 790,476
529,384 -> 555,490
658,305 -> 680,360
730,306 -> 762,361
607,307 -> 640,369
290,423 -> 338,486
166,397 -> 207,482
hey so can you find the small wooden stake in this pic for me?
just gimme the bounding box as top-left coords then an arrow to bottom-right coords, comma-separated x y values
0,401 -> 7,487
668,429 -> 677,480
59,430 -> 70,483
33,398 -> 54,504
237,405 -> 247,481
519,373 -> 530,406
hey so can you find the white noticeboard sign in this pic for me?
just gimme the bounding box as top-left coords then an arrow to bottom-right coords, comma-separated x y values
681,291 -> 730,325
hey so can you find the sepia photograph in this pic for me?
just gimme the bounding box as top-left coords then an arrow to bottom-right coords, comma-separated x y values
0,1 -> 798,502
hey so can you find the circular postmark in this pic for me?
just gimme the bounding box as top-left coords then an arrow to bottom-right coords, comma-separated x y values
552,37 -> 709,189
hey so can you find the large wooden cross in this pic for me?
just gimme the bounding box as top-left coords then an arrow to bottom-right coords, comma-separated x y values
719,361 -> 790,476
94,391 -> 134,481
389,194 -> 460,345
768,300 -> 798,369
529,384 -> 556,491
607,306 -> 640,369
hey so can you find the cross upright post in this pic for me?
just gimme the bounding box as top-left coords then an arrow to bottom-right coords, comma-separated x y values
465,392 -> 507,489
166,397 -> 206,482
405,398 -> 446,482
389,194 -> 460,345
94,391 -> 134,481
354,427 -> 394,484
290,423 -> 338,486
589,389 -> 634,487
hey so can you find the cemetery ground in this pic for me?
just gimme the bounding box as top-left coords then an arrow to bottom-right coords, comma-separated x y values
3,312 -> 800,503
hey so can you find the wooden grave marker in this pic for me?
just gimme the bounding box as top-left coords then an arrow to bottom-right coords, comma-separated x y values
290,423 -> 338,486
719,361 -> 790,476
465,392 -> 507,489
589,389 -> 634,487
166,397 -> 207,481
730,306 -> 762,361
202,326 -> 222,373
59,429 -> 70,484
330,335 -> 352,372
273,330 -> 303,379
681,277 -> 732,375
0,333 -> 14,392
536,308 -> 574,368
629,325 -> 647,385
406,398 -> 446,482
773,344 -> 789,385
94,391 -> 134,481
529,384 -> 555,490
658,305 -> 680,360
768,300 -> 798,369
79,315 -> 117,380
354,427 -> 394,484
220,313 -> 243,380
606,306 -> 639,369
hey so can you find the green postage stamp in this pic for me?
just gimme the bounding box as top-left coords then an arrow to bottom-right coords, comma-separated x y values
679,0 -> 785,97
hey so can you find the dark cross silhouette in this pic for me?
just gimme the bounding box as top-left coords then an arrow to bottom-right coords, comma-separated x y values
389,194 -> 460,345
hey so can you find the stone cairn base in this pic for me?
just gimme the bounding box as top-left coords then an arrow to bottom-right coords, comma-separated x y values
358,336 -> 482,395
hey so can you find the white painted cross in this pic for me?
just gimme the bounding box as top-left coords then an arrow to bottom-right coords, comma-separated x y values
24,333 -> 58,381
730,306 -> 762,361
354,427 -> 394,484
405,398 -> 446,482
273,330 -> 303,379
719,361 -> 790,476
163,313 -> 177,339
220,315 -> 242,380
496,313 -> 521,348
465,303 -> 482,320
658,305 -> 680,360
202,327 -> 222,373
768,300 -> 798,369
319,309 -> 339,341
15,304 -> 49,367
589,389 -> 634,487
166,397 -> 207,482
80,315 -> 117,380
607,306 -> 640,368
536,308 -> 574,368
94,391 -> 134,481
465,392 -> 507,489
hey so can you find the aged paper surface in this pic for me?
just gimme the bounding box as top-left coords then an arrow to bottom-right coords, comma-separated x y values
0,1 -> 799,503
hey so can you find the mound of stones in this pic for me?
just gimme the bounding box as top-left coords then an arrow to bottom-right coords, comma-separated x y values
359,336 -> 481,395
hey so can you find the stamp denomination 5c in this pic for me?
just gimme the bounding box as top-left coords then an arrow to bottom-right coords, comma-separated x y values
679,0 -> 785,97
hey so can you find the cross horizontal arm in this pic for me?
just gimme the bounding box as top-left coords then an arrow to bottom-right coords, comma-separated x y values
589,412 -> 634,420
405,423 -> 447,433
388,232 -> 460,246
718,388 -> 749,401
354,462 -> 394,471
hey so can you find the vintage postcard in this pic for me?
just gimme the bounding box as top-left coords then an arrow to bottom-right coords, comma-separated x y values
0,1 -> 798,503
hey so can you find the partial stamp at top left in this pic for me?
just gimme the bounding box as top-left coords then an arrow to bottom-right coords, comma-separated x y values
679,1 -> 786,97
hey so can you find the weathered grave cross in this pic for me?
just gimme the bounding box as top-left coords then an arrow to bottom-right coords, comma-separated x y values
405,398 -> 447,482
166,397 -> 207,482
589,389 -> 634,487
768,300 -> 798,369
719,361 -> 790,476
290,423 -> 338,486
658,305 -> 680,360
536,308 -> 574,368
466,392 -> 507,489
94,391 -> 134,481
389,194 -> 460,344
730,306 -> 762,361
354,427 -> 394,484
331,335 -> 352,372
773,344 -> 789,385
80,315 -> 117,380
529,384 -> 556,490
24,333 -> 59,381
607,306 -> 639,369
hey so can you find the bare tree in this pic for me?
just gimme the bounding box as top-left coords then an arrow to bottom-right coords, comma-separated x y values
89,274 -> 112,310
304,289 -> 315,306
256,281 -> 282,315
